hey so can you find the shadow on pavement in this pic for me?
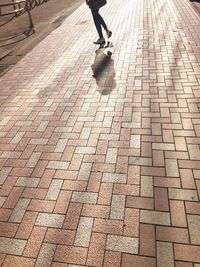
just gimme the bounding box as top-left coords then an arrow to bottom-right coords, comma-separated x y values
91,42 -> 116,95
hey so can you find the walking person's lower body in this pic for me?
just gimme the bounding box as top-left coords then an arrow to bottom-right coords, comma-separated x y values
91,9 -> 112,44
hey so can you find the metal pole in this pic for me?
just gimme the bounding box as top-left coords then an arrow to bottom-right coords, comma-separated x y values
26,0 -> 34,29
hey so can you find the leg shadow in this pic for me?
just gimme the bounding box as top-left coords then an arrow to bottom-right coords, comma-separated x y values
91,42 -> 116,95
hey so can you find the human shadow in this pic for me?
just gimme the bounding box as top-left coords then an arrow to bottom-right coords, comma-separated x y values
91,42 -> 116,95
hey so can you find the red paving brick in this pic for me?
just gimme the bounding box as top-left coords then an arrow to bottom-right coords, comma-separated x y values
0,0 -> 200,265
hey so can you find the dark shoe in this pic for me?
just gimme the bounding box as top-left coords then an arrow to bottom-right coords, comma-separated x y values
93,37 -> 106,44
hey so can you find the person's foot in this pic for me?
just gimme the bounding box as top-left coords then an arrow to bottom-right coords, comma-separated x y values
106,30 -> 112,38
93,37 -> 105,44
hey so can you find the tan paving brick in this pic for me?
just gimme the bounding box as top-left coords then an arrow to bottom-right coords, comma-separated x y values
102,173 -> 127,183
140,210 -> 170,225
35,243 -> 56,267
110,194 -> 125,220
0,237 -> 26,255
106,235 -> 138,254
169,188 -> 198,201
36,213 -> 65,228
187,215 -> 200,245
166,159 -> 179,177
122,254 -> 156,267
141,176 -> 153,197
15,177 -> 40,187
77,163 -> 92,181
47,161 -> 69,170
46,179 -> 63,201
157,242 -> 174,267
74,217 -> 93,247
26,152 -> 41,168
0,167 -> 12,185
9,198 -> 30,223
71,191 -> 97,204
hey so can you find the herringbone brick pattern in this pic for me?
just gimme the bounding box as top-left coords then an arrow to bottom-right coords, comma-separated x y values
0,0 -> 200,266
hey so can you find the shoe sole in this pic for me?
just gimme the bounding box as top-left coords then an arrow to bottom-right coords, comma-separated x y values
93,41 -> 106,45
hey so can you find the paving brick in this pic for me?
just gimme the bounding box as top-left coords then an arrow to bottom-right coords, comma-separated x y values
74,217 -> 93,247
81,204 -> 109,218
141,176 -> 153,197
63,203 -> 82,230
22,188 -> 47,199
93,218 -> 123,235
157,242 -> 174,267
54,246 -> 87,265
0,237 -> 26,255
140,224 -> 155,257
185,202 -> 200,215
15,177 -> 40,187
9,198 -> 30,223
45,229 -> 75,245
2,256 -> 35,267
46,179 -> 63,201
23,226 -> 46,257
126,196 -> 154,210
174,244 -> 200,262
26,152 -> 41,168
122,254 -> 156,267
87,172 -> 102,192
77,163 -> 92,181
140,210 -> 170,226
102,173 -> 127,183
71,191 -> 97,204
47,161 -> 69,170
106,148 -> 118,163
0,222 -> 18,238
55,139 -> 68,153
170,200 -> 187,227
0,167 -> 12,185
87,233 -> 106,266
16,211 -> 38,239
187,215 -> 200,245
180,169 -> 196,189
106,235 -> 138,254
156,226 -> 189,243
104,251 -> 121,267
155,187 -> 169,211
110,194 -> 125,220
175,263 -> 193,267
35,243 -> 56,267
36,213 -> 65,228
169,188 -> 198,201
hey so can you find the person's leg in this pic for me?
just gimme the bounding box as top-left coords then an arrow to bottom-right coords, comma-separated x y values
91,10 -> 104,38
95,10 -> 108,31
94,10 -> 112,38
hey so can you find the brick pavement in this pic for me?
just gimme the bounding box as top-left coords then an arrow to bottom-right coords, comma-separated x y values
0,0 -> 200,266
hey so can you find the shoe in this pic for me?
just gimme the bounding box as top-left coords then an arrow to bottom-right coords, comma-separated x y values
106,30 -> 112,38
93,37 -> 105,44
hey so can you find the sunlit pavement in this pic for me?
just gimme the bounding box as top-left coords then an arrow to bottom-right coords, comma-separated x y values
0,0 -> 200,266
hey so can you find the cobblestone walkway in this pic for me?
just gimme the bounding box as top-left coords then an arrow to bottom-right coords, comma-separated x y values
0,0 -> 200,266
